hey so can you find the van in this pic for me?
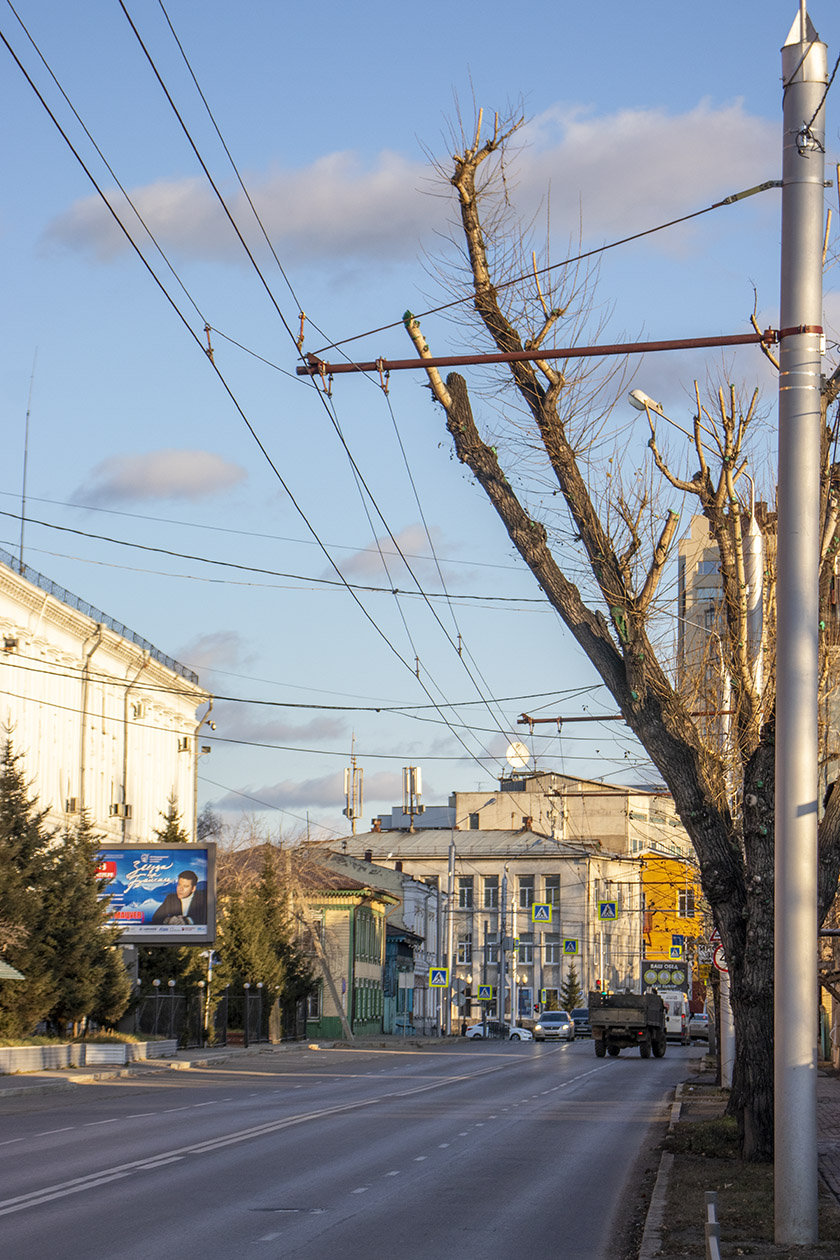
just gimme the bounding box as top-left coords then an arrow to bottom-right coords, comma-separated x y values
659,990 -> 690,1045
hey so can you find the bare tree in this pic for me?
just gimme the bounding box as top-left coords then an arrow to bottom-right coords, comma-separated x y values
406,112 -> 840,1160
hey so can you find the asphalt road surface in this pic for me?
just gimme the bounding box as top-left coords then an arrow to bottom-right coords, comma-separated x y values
0,1039 -> 699,1259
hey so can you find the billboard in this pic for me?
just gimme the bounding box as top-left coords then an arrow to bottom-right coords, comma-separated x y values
96,843 -> 216,944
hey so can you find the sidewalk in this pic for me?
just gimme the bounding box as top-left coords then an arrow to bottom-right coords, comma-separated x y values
0,1040 -> 316,1097
0,1034 -> 458,1098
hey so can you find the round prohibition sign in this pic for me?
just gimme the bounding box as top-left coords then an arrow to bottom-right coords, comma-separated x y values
713,944 -> 729,974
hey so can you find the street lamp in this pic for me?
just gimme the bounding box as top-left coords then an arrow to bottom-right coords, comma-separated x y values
152,979 -> 161,1037
628,388 -> 664,416
243,982 -> 251,1049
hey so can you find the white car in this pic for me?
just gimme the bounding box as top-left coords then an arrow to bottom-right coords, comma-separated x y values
465,1020 -> 533,1041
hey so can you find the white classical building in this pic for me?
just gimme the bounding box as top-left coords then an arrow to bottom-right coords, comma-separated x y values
0,549 -> 210,841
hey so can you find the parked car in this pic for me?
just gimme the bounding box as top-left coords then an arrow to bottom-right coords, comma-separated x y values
571,1008 -> 591,1038
465,1021 -> 533,1041
688,1011 -> 709,1042
533,1010 -> 575,1042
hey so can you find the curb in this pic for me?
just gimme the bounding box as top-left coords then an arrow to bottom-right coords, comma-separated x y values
637,1082 -> 683,1260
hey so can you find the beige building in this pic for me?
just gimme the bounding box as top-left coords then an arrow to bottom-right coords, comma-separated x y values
0,549 -> 210,841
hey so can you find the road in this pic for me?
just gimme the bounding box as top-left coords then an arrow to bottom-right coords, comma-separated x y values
0,1039 -> 699,1259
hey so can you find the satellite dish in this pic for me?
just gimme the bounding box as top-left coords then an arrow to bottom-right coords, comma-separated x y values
506,741 -> 530,770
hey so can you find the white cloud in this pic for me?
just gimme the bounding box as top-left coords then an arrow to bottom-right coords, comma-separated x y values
212,699 -> 346,745
212,768 -> 403,813
330,523 -> 454,584
44,100 -> 776,266
73,450 -> 247,505
176,630 -> 255,674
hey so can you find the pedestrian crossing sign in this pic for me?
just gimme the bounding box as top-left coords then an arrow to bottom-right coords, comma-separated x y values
562,938 -> 579,955
669,945 -> 683,960
429,967 -> 449,987
598,901 -> 618,921
478,985 -> 493,1002
532,902 -> 552,923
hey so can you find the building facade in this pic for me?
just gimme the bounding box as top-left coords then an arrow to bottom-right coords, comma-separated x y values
0,551 -> 210,841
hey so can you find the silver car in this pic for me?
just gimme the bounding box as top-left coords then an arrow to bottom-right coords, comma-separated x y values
533,1010 -> 575,1041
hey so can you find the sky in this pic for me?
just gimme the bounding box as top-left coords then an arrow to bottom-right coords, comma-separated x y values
0,1 -> 838,838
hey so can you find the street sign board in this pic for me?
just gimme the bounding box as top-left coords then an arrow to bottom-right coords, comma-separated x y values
598,901 -> 617,921
713,945 -> 729,974
532,902 -> 552,923
710,927 -> 721,943
669,945 -> 684,961
643,963 -> 688,991
697,944 -> 713,964
562,938 -> 579,955
429,967 -> 449,987
478,985 -> 493,1001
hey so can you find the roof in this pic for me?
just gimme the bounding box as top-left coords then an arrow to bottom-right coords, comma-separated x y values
345,829 -> 605,861
0,550 -> 199,684
0,959 -> 25,981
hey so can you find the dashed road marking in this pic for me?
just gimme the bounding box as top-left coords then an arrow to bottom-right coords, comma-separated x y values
36,1127 -> 74,1136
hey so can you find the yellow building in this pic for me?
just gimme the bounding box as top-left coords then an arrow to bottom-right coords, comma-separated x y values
641,854 -> 706,990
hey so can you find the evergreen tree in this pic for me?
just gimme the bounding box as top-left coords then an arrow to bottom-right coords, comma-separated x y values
0,741 -> 57,1037
559,963 -> 584,1014
154,794 -> 190,844
34,812 -> 131,1036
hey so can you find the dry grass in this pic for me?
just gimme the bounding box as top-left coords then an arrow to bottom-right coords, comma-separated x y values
654,1083 -> 840,1258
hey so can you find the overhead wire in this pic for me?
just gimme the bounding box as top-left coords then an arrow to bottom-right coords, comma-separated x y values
0,16 -> 519,778
129,2 -> 538,772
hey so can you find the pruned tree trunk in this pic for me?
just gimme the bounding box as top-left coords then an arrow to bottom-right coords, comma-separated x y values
406,111 -> 840,1159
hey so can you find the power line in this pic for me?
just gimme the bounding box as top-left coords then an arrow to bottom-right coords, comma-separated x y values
308,182 -> 784,357
0,511 -> 545,603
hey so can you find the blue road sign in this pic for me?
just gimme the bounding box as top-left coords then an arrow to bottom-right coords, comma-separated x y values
598,901 -> 618,921
562,938 -> 579,955
532,902 -> 552,923
429,967 -> 449,987
669,945 -> 683,960
478,985 -> 493,1001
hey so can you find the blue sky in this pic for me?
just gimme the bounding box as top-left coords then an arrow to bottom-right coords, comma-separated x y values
0,2 -> 837,836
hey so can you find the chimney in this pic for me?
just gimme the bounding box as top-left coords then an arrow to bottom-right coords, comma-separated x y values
395,860 -> 403,872
372,818 -> 381,833
364,849 -> 373,863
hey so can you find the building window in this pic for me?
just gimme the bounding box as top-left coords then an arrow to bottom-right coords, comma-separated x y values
469,812 -> 480,830
483,875 -> 499,908
485,933 -> 499,965
458,876 -> 474,909
457,932 -> 472,965
518,875 -> 535,909
306,986 -> 322,1020
518,932 -> 534,964
544,933 -> 561,964
678,888 -> 696,918
544,875 -> 560,906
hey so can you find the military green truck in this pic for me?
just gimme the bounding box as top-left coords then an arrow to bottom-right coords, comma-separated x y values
589,990 -> 667,1059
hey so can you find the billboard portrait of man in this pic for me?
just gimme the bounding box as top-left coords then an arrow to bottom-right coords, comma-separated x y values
151,870 -> 208,926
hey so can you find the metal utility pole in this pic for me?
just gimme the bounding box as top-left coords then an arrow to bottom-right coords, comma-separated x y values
775,4 -> 826,1245
343,742 -> 364,835
445,840 -> 455,1035
499,868 -> 508,1026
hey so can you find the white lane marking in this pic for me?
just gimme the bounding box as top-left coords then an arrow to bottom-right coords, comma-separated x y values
459,1131 -> 469,1136
35,1127 -> 74,1136
127,1112 -> 157,1117
438,1143 -> 450,1148
1,1048 -> 571,1218
141,1157 -> 184,1169
385,1171 -> 400,1177
192,1102 -> 214,1108
258,1233 -> 282,1241
351,1187 -> 368,1194
163,1107 -> 190,1113
414,1156 -> 427,1161
475,1122 -> 484,1127
84,1119 -> 118,1126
